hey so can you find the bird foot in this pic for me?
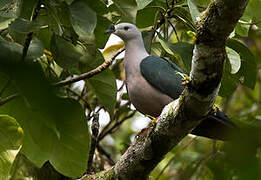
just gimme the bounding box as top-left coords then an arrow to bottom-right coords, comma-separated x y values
136,116 -> 159,138
176,72 -> 190,86
212,105 -> 218,115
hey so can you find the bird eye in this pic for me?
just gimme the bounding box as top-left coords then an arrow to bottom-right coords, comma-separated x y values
124,26 -> 129,31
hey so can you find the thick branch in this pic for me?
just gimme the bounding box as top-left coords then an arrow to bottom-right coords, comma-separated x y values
87,0 -> 248,179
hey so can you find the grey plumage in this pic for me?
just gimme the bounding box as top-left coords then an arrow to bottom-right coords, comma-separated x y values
105,23 -> 236,140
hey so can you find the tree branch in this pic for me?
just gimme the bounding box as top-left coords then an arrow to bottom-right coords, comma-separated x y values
85,0 -> 249,179
87,113 -> 100,173
53,49 -> 125,87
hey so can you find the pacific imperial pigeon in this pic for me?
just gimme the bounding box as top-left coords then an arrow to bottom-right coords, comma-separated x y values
105,23 -> 236,140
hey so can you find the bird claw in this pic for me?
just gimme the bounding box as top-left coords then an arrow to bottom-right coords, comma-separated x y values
212,105 -> 218,115
176,72 -> 190,86
135,115 -> 159,138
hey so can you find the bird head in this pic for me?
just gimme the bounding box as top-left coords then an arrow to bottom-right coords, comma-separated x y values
105,23 -> 141,42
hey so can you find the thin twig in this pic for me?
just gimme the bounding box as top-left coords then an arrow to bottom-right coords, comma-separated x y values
98,110 -> 136,141
53,48 -> 125,87
87,113 -> 100,173
21,1 -> 42,61
66,87 -> 90,106
167,19 -> 180,42
97,144 -> 115,166
0,93 -> 20,106
88,106 -> 104,122
155,137 -> 197,180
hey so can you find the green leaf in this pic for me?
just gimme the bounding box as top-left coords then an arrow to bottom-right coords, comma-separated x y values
27,38 -> 45,60
187,0 -> 200,23
235,22 -> 250,37
111,0 -> 137,23
70,0 -> 97,38
227,39 -> 257,89
244,0 -> 261,28
79,0 -> 111,48
8,17 -> 43,45
173,7 -> 196,31
136,0 -> 153,10
219,60 -> 239,96
18,0 -> 38,20
136,6 -> 159,28
0,38 -> 91,178
168,42 -> 194,72
0,149 -> 20,180
194,0 -> 211,7
95,16 -> 112,48
51,34 -> 82,74
158,37 -> 175,55
86,51 -> 117,116
0,16 -> 14,30
235,14 -> 251,37
226,47 -> 241,74
8,18 -> 43,34
0,115 -> 23,151
142,30 -> 154,53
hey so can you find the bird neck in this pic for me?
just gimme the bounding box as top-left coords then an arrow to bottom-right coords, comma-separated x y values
124,36 -> 149,81
124,37 -> 149,63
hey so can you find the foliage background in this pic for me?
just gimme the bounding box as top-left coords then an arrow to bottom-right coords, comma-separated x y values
0,0 -> 260,179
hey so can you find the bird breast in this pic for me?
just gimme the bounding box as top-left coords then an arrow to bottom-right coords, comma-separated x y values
125,68 -> 173,117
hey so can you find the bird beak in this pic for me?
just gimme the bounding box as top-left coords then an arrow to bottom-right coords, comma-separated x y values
105,24 -> 115,34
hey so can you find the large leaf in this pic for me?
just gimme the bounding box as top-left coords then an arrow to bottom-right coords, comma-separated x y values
243,0 -> 261,28
0,38 -> 91,178
0,149 -> 20,180
173,7 -> 196,31
18,0 -> 38,20
51,34 -> 83,74
78,0 -> 111,48
111,0 -> 137,23
187,0 -> 200,23
136,6 -> 159,28
0,115 -> 23,151
158,37 -> 175,55
0,16 -> 14,30
227,39 -> 257,89
168,42 -> 194,72
27,38 -> 45,60
0,115 -> 23,179
194,0 -> 211,7
102,42 -> 124,60
226,47 -> 241,74
136,0 -> 153,10
142,30 -> 154,53
219,60 -> 240,96
95,16 -> 112,48
8,17 -> 43,45
86,51 -> 117,116
8,18 -> 43,34
69,0 -> 97,38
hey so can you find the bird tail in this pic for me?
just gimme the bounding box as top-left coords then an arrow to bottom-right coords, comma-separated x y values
191,108 -> 236,141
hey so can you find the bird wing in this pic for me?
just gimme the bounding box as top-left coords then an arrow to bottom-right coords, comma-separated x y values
140,56 -> 185,100
140,56 -> 237,141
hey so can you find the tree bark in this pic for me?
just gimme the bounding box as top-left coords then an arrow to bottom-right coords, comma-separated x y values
84,0 -> 249,179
